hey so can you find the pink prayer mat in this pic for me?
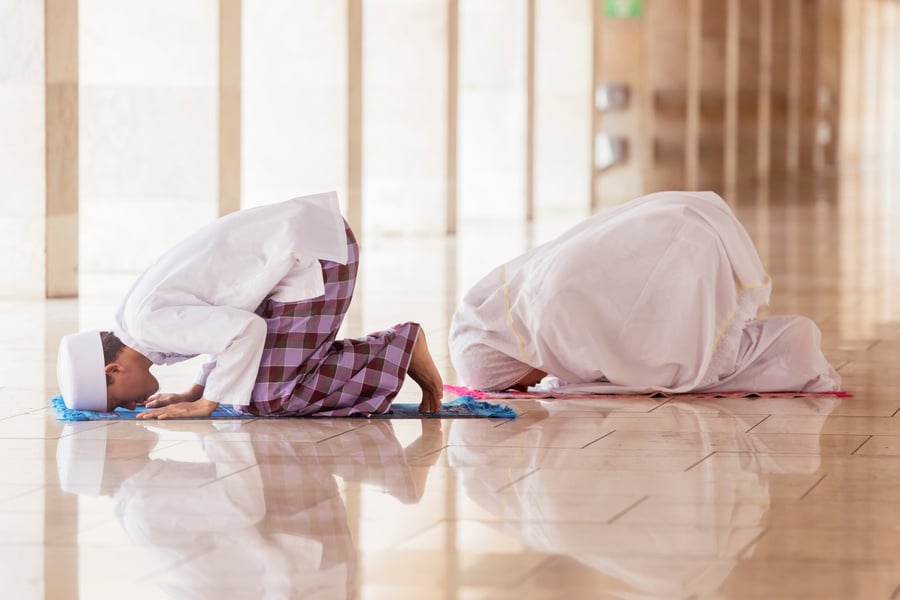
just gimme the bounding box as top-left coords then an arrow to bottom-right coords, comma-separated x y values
443,384 -> 853,400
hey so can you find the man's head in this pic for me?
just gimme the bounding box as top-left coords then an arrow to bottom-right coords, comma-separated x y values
57,331 -> 159,412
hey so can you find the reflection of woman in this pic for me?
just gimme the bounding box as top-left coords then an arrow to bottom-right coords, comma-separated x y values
450,191 -> 841,395
56,420 -> 442,599
447,396 -> 838,599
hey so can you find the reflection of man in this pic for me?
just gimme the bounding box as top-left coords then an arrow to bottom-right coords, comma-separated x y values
56,424 -> 159,496
57,420 -> 442,599
447,397 -> 839,599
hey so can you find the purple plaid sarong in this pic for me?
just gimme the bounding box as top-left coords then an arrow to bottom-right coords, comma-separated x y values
249,222 -> 421,417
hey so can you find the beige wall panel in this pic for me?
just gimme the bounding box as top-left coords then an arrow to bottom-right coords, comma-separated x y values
697,0 -> 728,192
79,0 -> 218,285
768,0 -> 791,176
817,0 -> 842,171
534,0 -> 591,215
242,1 -> 348,211
0,0 -> 46,298
595,17 -> 646,203
734,0 -> 761,188
364,0 -> 448,235
797,0 -> 819,173
458,0 -> 527,220
755,0 -> 772,183
645,0 -> 689,192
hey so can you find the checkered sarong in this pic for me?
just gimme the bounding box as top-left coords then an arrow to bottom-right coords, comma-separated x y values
249,222 -> 420,416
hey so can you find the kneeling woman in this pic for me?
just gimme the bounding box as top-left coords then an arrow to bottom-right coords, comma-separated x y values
449,191 -> 840,395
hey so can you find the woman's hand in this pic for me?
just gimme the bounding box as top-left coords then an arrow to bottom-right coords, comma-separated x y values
137,398 -> 219,420
144,384 -> 205,408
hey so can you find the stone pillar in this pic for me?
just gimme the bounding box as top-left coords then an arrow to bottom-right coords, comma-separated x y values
347,0 -> 363,236
219,0 -> 241,216
446,0 -> 458,234
45,0 -> 79,298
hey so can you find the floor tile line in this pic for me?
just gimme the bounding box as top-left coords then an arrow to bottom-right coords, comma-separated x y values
511,555 -> 556,588
0,407 -> 45,422
580,429 -> 617,449
494,467 -> 541,493
683,451 -> 717,472
798,474 -> 828,500
890,580 -> 900,600
744,414 -> 771,433
313,422 -> 371,443
866,339 -> 883,351
53,422 -> 113,439
0,484 -> 44,506
850,435 -> 874,456
136,547 -> 211,584
647,398 -> 673,413
199,462 -> 258,488
413,444 -> 448,461
373,517 -> 453,553
736,527 -> 770,559
890,406 -> 900,418
606,495 -> 649,524
149,439 -> 187,455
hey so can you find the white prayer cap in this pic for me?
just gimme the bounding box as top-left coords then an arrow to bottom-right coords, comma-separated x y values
55,425 -> 107,496
57,330 -> 107,411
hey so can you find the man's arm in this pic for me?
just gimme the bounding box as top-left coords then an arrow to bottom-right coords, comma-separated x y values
134,305 -> 268,418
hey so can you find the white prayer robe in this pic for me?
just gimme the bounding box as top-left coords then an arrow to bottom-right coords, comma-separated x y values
113,191 -> 348,406
449,191 -> 841,394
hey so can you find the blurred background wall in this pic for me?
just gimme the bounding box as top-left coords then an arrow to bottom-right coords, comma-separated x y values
0,0 -> 898,300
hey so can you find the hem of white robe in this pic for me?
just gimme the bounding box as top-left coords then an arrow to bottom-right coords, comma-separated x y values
697,282 -> 771,389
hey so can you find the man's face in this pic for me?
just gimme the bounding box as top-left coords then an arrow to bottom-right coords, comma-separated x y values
106,367 -> 159,412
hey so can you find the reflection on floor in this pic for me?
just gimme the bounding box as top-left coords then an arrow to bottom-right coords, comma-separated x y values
3,175 -> 900,599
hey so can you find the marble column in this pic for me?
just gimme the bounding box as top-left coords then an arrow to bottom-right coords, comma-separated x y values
219,0 -> 241,216
347,0 -> 363,236
45,0 -> 79,298
447,0 -> 458,235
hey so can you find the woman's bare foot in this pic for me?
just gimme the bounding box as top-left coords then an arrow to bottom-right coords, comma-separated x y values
510,368 -> 547,391
408,329 -> 444,413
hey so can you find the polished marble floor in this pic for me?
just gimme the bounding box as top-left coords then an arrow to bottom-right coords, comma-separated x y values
3,173 -> 900,599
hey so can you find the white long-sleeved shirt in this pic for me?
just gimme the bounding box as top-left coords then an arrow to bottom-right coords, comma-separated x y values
113,191 -> 348,406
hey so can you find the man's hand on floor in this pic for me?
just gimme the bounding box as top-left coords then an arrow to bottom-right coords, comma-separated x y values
137,397 -> 219,420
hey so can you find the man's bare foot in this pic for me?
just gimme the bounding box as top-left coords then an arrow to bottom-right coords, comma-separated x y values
408,329 -> 444,413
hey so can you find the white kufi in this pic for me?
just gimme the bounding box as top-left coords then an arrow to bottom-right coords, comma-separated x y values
57,330 -> 107,411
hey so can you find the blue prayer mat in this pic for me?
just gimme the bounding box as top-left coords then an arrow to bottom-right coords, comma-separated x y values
50,395 -> 516,421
